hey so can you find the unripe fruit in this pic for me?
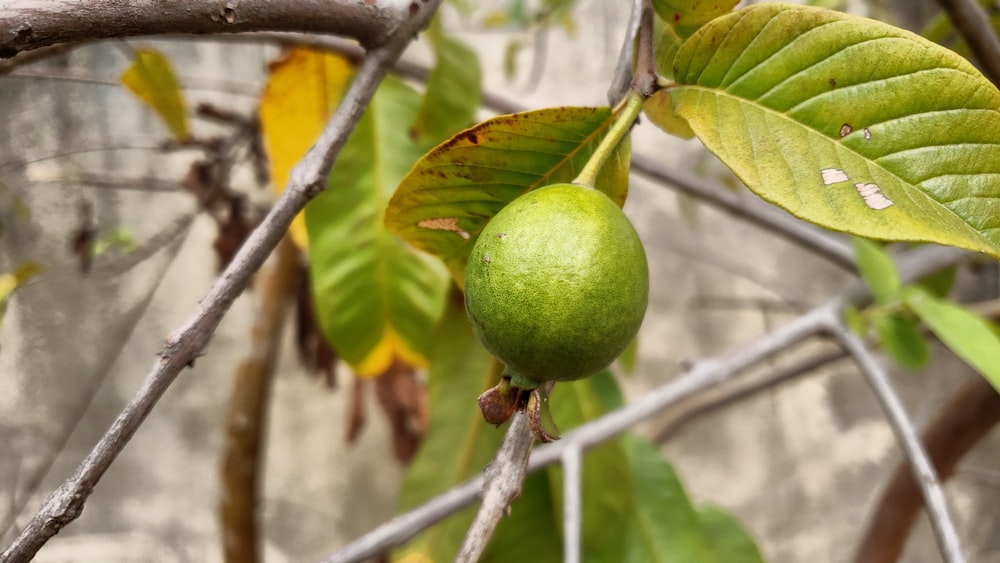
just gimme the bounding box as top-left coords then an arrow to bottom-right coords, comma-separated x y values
465,183 -> 648,389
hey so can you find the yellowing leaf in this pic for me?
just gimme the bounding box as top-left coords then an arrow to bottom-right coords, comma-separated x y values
120,49 -> 189,141
305,76 -> 448,379
353,324 -> 430,377
259,48 -> 353,248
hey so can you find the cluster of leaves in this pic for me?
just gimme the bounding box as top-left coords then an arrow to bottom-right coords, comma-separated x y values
848,238 -> 1000,389
114,0 -> 1000,561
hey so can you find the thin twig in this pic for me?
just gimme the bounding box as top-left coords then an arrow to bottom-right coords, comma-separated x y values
0,2 -> 442,561
852,376 -> 999,563
454,411 -> 535,563
561,443 -> 583,563
607,0 -> 642,106
824,315 -> 966,563
319,245 -> 965,563
0,0 -> 412,57
629,0 -> 656,97
935,0 -> 1000,84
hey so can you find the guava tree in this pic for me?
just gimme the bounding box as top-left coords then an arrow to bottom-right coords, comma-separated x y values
1,1 -> 999,563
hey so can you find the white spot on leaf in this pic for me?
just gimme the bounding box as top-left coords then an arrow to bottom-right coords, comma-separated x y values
839,123 -> 852,137
417,217 -> 470,239
821,168 -> 849,185
855,183 -> 893,210
864,127 -> 871,140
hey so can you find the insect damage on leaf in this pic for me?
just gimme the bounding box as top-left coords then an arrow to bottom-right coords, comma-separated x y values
417,217 -> 470,240
821,168 -> 849,185
855,183 -> 894,210
839,123 -> 852,137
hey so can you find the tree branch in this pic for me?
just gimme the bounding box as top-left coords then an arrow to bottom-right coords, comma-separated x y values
935,0 -> 1000,85
454,411 -> 535,563
0,0 -> 414,58
824,315 -> 966,563
321,245 -> 967,563
0,2 -> 442,561
852,375 -> 999,563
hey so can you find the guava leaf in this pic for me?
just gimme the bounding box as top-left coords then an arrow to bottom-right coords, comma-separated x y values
851,237 -> 900,305
698,505 -> 766,563
903,286 -> 1000,392
119,49 -> 189,141
621,435 -> 713,563
921,0 -> 998,60
410,18 -> 482,146
652,0 -> 739,38
653,15 -> 683,79
547,372 -> 632,563
385,106 -> 631,286
644,89 -> 694,139
670,4 -> 1000,259
260,48 -> 353,248
875,312 -> 930,370
306,76 -> 448,377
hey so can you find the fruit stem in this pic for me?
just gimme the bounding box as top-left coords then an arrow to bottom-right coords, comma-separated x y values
573,89 -> 644,188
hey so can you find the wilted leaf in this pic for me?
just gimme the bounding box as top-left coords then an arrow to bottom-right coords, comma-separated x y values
875,311 -> 930,370
306,76 -> 449,377
120,49 -> 189,141
410,18 -> 482,145
670,4 -> 1000,259
851,237 -> 900,305
698,505 -> 766,563
260,48 -> 353,248
621,435 -> 713,563
904,286 -> 1000,392
386,106 -> 631,285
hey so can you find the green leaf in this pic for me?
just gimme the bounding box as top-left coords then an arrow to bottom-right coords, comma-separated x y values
395,291 -> 507,561
652,0 -> 739,38
915,264 -> 958,299
482,471 -> 562,562
386,106 -> 631,285
670,4 -> 1000,259
621,435 -> 713,563
904,286 -> 1000,392
120,49 -> 189,141
698,505 -> 765,563
874,311 -> 930,370
547,373 -> 632,563
306,76 -> 449,377
616,335 -> 640,374
653,15 -> 683,79
843,303 -> 868,337
851,237 -> 900,305
411,19 -> 483,146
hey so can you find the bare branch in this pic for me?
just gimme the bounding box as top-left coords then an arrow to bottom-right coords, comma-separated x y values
455,411 -> 535,563
852,376 -> 999,563
606,0 -> 642,106
935,0 -> 1000,85
561,443 -> 583,563
319,245 -> 966,563
0,2 -> 442,561
823,315 -> 966,563
0,0 -> 414,58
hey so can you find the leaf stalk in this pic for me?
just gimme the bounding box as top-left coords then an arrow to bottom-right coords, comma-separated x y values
573,90 -> 643,188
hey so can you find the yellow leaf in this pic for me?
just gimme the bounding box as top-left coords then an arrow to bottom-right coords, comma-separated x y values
259,48 -> 353,248
120,49 -> 190,141
354,324 -> 429,377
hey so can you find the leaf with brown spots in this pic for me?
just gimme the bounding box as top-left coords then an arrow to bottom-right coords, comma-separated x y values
385,106 -> 631,286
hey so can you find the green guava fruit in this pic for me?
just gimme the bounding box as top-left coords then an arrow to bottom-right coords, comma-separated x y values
465,182 -> 649,389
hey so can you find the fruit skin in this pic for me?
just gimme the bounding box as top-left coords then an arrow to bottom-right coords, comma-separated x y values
464,183 -> 648,389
